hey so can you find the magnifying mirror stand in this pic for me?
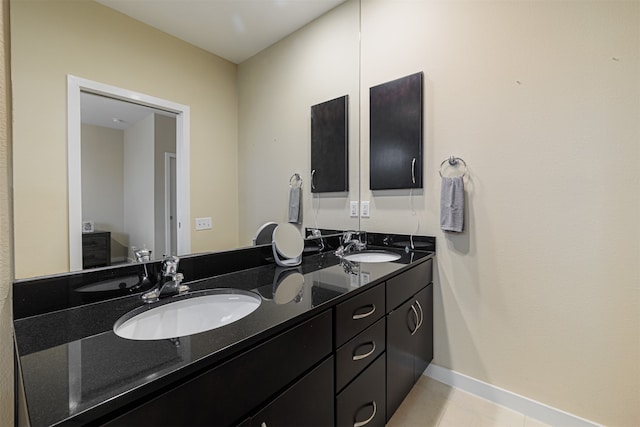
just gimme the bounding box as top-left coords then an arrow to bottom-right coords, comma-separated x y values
272,244 -> 302,267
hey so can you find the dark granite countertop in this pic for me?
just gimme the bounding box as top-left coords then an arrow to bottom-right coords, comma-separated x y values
14,248 -> 434,427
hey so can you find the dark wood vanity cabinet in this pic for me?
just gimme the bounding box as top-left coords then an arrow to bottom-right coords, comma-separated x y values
102,310 -> 333,427
99,257 -> 434,427
334,284 -> 387,427
385,259 -> 434,422
249,356 -> 334,427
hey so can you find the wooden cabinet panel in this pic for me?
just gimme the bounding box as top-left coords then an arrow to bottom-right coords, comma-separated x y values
386,297 -> 417,421
386,259 -> 432,311
369,72 -> 423,190
102,310 -> 332,427
335,284 -> 385,347
336,354 -> 386,427
413,285 -> 434,381
386,283 -> 434,422
251,356 -> 334,427
311,95 -> 349,193
335,317 -> 385,392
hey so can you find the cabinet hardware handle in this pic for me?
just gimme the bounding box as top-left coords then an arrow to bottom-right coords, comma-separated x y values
352,304 -> 376,320
311,169 -> 316,191
409,304 -> 420,335
353,401 -> 377,427
411,157 -> 416,184
415,300 -> 424,332
352,341 -> 376,361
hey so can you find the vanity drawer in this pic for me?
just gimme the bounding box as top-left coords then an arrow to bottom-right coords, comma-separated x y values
386,258 -> 432,311
335,284 -> 385,347
335,353 -> 386,427
335,317 -> 385,392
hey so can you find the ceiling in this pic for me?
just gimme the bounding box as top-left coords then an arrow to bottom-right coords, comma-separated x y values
95,0 -> 346,64
84,1 -> 346,128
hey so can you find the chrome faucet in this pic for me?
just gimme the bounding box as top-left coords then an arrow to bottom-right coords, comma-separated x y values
334,231 -> 366,258
141,256 -> 189,303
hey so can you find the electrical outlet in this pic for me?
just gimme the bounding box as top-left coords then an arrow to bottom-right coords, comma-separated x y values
350,201 -> 359,217
361,201 -> 370,218
195,217 -> 212,230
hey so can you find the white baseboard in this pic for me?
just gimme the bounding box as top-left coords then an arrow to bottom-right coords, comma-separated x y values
424,364 -> 603,427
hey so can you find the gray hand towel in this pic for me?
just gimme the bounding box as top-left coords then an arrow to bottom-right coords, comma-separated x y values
440,176 -> 464,232
288,186 -> 302,224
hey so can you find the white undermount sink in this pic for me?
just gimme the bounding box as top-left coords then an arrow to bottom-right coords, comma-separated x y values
343,250 -> 401,263
113,289 -> 262,340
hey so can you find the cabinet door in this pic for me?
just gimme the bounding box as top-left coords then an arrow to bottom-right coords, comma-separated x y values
386,298 -> 419,422
413,284 -> 433,381
336,354 -> 386,427
251,357 -> 334,427
310,95 -> 349,193
369,72 -> 423,190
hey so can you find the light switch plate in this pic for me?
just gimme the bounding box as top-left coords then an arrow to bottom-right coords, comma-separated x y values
361,201 -> 370,218
350,201 -> 359,217
195,217 -> 212,230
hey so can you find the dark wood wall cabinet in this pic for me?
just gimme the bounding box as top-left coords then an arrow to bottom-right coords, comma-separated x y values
310,95 -> 349,193
369,72 -> 423,190
82,231 -> 111,269
100,258 -> 434,427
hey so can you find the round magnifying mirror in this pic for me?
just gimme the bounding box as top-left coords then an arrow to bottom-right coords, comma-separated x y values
272,223 -> 304,267
273,271 -> 304,305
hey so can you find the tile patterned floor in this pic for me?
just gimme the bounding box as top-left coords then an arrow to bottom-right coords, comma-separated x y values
387,376 -> 552,427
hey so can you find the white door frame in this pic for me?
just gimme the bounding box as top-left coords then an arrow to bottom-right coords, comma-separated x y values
164,152 -> 177,257
67,75 -> 191,271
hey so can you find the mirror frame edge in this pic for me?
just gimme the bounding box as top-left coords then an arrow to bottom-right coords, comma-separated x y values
66,75 -> 191,271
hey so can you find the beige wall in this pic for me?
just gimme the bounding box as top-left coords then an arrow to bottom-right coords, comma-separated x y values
0,0 -> 13,424
11,0 -> 239,279
237,0 -> 360,244
81,124 -> 126,260
360,1 -> 639,426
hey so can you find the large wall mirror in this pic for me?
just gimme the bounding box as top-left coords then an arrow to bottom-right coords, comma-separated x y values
11,0 -> 360,279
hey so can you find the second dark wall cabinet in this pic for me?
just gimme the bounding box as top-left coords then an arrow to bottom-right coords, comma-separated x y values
311,95 -> 349,193
370,72 -> 423,190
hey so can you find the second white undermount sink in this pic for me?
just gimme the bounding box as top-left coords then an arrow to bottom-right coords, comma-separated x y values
343,250 -> 401,263
113,289 -> 262,340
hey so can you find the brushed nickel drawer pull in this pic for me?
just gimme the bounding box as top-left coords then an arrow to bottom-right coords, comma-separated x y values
352,341 -> 376,361
411,157 -> 416,184
352,304 -> 376,320
409,304 -> 419,335
354,401 -> 377,427
415,300 -> 424,331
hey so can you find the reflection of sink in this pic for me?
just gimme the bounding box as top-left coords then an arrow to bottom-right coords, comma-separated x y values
343,250 -> 401,263
113,289 -> 261,340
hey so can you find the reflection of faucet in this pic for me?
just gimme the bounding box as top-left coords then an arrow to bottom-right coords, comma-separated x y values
141,256 -> 189,303
334,231 -> 366,257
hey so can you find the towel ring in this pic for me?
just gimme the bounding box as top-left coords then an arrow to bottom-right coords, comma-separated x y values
290,173 -> 303,188
439,156 -> 467,178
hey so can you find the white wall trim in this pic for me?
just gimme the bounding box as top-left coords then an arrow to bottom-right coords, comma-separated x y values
424,364 -> 603,427
67,75 -> 190,271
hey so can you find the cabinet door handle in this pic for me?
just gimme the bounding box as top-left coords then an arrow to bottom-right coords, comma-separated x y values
352,341 -> 376,361
352,304 -> 376,320
415,300 -> 424,332
354,401 -> 377,427
411,157 -> 416,184
409,304 -> 419,335
311,169 -> 316,191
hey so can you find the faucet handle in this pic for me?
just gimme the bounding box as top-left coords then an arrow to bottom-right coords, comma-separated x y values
162,256 -> 180,276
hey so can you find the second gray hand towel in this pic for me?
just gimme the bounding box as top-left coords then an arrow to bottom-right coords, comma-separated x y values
288,186 -> 302,224
440,176 -> 464,232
